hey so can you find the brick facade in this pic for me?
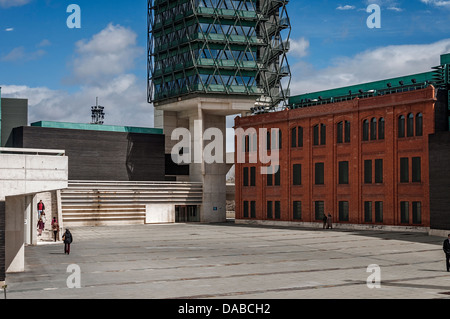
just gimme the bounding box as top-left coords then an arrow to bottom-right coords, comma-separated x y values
235,86 -> 436,228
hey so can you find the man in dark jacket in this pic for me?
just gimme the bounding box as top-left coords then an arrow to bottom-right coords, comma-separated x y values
63,229 -> 73,255
443,234 -> 450,272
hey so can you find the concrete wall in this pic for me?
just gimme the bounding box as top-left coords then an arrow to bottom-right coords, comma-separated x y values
5,195 -> 32,273
0,151 -> 68,274
145,204 -> 175,224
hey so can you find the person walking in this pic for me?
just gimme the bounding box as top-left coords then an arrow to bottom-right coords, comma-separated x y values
51,217 -> 59,242
37,218 -> 45,236
443,234 -> 450,272
326,213 -> 333,229
37,200 -> 45,220
322,213 -> 328,229
62,229 -> 73,255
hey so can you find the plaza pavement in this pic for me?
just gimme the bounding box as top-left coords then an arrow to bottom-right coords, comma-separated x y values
3,222 -> 450,299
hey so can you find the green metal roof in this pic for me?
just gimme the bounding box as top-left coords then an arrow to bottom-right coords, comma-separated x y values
289,71 -> 434,106
31,121 -> 163,135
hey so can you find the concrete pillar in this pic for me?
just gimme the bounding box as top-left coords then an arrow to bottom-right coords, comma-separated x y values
0,201 -> 5,284
156,97 -> 255,223
5,195 -> 26,273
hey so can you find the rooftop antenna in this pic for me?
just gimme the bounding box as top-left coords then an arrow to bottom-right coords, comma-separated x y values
91,97 -> 105,125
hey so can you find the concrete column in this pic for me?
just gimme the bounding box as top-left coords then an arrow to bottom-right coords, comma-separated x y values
5,195 -> 26,273
0,201 -> 5,283
24,195 -> 32,245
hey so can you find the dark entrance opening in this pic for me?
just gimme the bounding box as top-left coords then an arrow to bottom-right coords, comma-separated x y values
175,205 -> 200,222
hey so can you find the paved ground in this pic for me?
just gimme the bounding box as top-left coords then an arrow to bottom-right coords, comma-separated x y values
3,222 -> 450,299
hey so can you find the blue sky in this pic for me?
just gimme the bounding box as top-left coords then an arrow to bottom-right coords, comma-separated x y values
0,0 -> 449,130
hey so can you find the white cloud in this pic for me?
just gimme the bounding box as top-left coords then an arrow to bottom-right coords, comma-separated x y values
421,0 -> 450,7
70,23 -> 144,85
1,46 -> 46,62
336,5 -> 356,10
5,27 -> 14,32
1,24 -> 153,128
1,75 -> 154,127
290,38 -> 450,95
0,0 -> 31,8
288,37 -> 310,59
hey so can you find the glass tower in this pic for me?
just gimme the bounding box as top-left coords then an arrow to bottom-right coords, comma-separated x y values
148,0 -> 291,110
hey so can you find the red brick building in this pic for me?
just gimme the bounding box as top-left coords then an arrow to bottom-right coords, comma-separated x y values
234,86 -> 437,229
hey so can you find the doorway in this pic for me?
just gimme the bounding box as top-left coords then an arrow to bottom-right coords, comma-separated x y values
175,205 -> 200,222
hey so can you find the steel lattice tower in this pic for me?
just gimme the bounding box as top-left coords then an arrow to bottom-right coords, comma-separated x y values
148,0 -> 291,110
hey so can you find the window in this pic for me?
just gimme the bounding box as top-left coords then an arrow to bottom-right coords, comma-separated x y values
339,201 -> 349,221
278,130 -> 282,149
337,121 -> 343,144
266,131 -> 271,150
313,125 -> 319,146
315,162 -> 324,185
320,124 -> 326,145
400,158 -> 409,183
266,166 -> 273,186
271,129 -> 281,150
275,201 -> 281,219
339,161 -> 349,184
293,201 -> 302,220
412,202 -> 421,224
297,126 -> 303,147
398,115 -> 405,138
364,201 -> 372,222
250,201 -> 256,218
362,120 -> 369,141
291,127 -> 297,148
293,164 -> 302,186
250,167 -> 256,186
375,201 -> 383,223
375,159 -> 383,183
378,118 -> 385,140
267,201 -> 273,219
416,113 -> 423,137
337,121 -> 350,144
274,166 -> 281,186
345,121 -> 351,143
243,167 -> 249,186
400,201 -> 409,223
243,201 -> 249,218
370,118 -> 377,140
407,113 -> 414,137
364,160 -> 372,184
315,201 -> 325,221
412,157 -> 421,183
312,123 -> 326,146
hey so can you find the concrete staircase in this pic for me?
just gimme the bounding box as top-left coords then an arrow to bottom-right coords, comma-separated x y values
61,181 -> 203,227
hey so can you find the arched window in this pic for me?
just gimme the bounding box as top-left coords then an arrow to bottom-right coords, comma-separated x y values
313,125 -> 319,146
344,120 -> 351,143
370,118 -> 377,140
407,113 -> 414,137
337,121 -> 343,144
398,115 -> 405,138
378,118 -> 385,140
416,113 -> 423,136
362,119 -> 369,141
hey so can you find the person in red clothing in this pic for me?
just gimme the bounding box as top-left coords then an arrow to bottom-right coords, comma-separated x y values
37,218 -> 45,236
37,200 -> 45,219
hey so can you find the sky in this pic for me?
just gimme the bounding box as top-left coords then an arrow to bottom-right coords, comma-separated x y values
0,0 -> 450,142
